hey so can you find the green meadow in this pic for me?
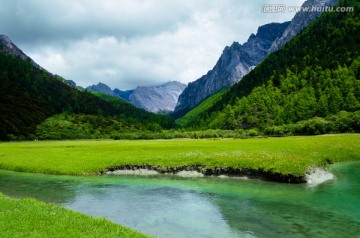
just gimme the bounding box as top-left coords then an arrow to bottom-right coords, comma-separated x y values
0,193 -> 150,238
1,134 -> 359,176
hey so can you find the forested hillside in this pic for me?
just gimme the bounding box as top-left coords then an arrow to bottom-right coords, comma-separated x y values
175,90 -> 227,128
0,51 -> 174,140
186,0 -> 360,134
92,92 -> 175,129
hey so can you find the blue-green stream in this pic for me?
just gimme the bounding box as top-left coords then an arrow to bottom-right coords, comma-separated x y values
0,162 -> 360,237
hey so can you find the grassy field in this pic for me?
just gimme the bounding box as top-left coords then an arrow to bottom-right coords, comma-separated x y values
0,134 -> 359,176
0,193 -> 150,238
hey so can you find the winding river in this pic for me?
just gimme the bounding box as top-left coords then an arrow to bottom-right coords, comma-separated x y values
0,163 -> 360,237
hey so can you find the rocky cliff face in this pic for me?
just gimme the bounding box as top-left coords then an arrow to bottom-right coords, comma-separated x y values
86,81 -> 186,114
175,0 -> 340,115
174,22 -> 290,114
0,35 -> 41,69
269,0 -> 340,52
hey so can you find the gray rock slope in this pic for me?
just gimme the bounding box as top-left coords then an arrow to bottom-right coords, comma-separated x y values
175,0 -> 340,115
129,81 -> 186,114
86,81 -> 186,114
174,22 -> 289,113
0,35 -> 41,69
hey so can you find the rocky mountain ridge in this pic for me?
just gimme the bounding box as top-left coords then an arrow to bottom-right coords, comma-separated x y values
174,0 -> 340,116
269,0 -> 340,52
174,22 -> 289,114
0,35 -> 41,70
86,81 -> 186,114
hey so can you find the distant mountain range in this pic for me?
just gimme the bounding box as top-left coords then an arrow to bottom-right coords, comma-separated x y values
174,0 -> 340,117
86,81 -> 186,114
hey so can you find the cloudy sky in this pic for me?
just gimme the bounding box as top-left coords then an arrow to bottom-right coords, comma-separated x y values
1,0 -> 304,90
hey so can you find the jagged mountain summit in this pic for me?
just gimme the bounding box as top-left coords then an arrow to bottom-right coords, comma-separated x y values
86,81 -> 186,114
270,0 -> 339,52
174,0 -> 340,116
174,22 -> 289,115
0,35 -> 41,69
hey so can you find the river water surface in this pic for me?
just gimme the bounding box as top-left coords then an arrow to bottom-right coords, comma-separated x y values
0,162 -> 360,238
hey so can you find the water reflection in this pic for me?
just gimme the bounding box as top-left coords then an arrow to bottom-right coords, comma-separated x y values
0,170 -> 77,203
66,179 -> 242,237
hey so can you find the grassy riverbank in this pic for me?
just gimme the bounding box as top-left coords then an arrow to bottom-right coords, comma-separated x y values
0,134 -> 359,176
0,193 -> 150,238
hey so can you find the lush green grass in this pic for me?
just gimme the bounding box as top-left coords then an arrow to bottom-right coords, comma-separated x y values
0,193 -> 150,238
0,134 -> 359,176
176,90 -> 227,128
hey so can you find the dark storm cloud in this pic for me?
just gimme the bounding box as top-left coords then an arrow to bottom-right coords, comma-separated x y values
0,0 -> 192,44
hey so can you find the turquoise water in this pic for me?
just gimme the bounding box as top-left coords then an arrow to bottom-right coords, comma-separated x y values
0,163 -> 360,237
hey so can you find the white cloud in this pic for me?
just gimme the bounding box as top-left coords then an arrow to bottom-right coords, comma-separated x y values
0,0 -> 305,90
